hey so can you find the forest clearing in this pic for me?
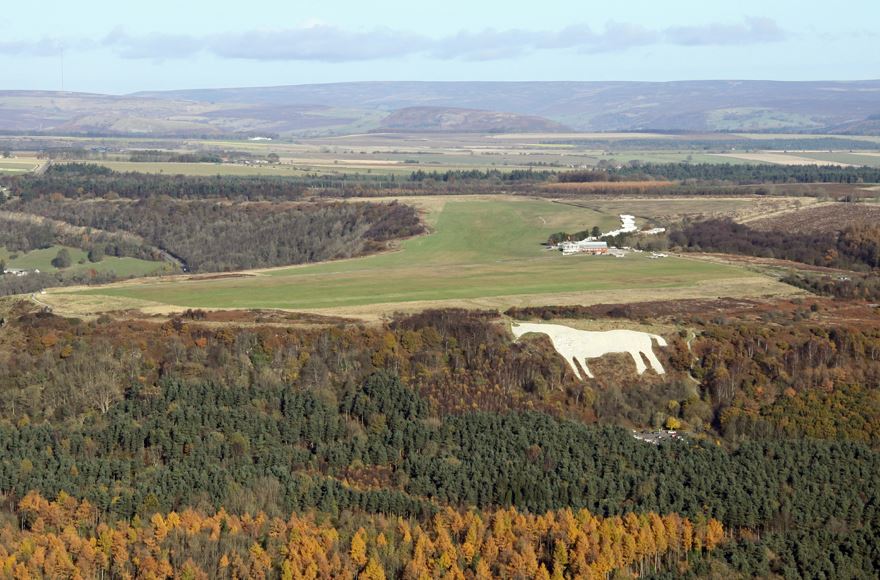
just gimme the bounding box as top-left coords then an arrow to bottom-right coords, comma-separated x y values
47,197 -> 788,316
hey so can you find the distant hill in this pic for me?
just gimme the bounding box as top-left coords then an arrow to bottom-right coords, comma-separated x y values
2,80 -> 879,136
376,106 -> 567,133
135,80 -> 880,133
0,91 -> 369,137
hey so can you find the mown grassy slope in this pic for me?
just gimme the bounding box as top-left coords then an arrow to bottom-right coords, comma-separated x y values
75,198 -> 759,310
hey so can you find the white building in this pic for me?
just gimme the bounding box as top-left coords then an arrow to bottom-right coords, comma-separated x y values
2,268 -> 39,277
561,240 -> 609,255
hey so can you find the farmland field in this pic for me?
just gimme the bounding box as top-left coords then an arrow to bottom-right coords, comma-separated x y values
82,159 -> 544,176
81,161 -> 360,177
793,151 -> 880,168
595,151 -> 760,165
707,152 -> 855,166
707,150 -> 880,167
747,202 -> 880,234
14,133 -> 880,179
0,157 -> 42,173
62,197 -> 792,315
569,196 -> 819,225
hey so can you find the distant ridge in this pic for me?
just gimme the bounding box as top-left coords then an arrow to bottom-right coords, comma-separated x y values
376,106 -> 569,133
133,80 -> 880,133
2,80 -> 879,136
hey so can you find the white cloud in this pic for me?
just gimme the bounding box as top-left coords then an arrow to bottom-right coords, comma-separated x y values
207,25 -> 427,62
0,37 -> 73,57
103,28 -> 202,60
3,18 -> 788,62
665,17 -> 785,46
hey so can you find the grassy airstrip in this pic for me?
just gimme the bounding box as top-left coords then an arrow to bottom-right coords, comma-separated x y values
68,198 -> 774,313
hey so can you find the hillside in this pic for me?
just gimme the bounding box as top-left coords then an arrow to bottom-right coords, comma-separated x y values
377,106 -> 568,132
0,91 -> 375,136
1,80 -> 879,137
3,161 -> 880,577
137,80 -> 880,133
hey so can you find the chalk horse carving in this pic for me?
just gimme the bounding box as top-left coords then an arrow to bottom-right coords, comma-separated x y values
510,322 -> 667,380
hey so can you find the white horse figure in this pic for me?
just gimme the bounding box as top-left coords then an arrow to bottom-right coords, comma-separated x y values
510,321 -> 667,380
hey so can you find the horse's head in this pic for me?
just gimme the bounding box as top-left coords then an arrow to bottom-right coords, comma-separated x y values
509,321 -> 534,341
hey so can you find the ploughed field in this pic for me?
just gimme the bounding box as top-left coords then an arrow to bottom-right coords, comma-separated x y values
65,198 -> 783,314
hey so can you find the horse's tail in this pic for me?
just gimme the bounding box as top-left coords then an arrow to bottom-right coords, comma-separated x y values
651,334 -> 667,347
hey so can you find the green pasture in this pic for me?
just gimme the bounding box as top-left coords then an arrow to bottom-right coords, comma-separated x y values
76,198 -> 757,310
1,245 -> 168,277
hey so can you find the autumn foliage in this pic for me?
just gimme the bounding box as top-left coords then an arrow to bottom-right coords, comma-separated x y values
1,492 -> 722,579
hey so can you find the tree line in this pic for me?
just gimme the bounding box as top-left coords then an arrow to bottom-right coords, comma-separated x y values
668,218 -> 880,271
4,163 -> 314,200
8,197 -> 423,273
1,492 -> 723,579
408,169 -> 554,182
0,213 -> 162,262
607,162 -> 880,184
128,150 -> 224,163
782,271 -> 880,302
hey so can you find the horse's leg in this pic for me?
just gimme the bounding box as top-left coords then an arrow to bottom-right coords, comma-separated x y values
556,348 -> 582,380
629,350 -> 647,374
578,358 -> 594,379
643,348 -> 665,375
564,356 -> 583,380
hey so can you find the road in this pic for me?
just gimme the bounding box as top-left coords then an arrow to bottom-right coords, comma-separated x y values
30,292 -> 52,311
157,248 -> 189,272
33,159 -> 51,175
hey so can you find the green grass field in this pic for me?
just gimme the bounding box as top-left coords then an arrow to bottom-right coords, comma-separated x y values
599,151 -> 762,165
72,198 -> 767,312
1,246 -> 169,277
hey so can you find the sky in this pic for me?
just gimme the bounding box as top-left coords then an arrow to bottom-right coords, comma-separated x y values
1,0 -> 878,94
